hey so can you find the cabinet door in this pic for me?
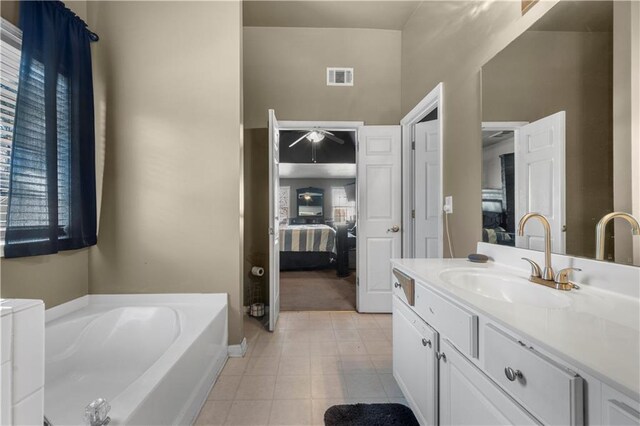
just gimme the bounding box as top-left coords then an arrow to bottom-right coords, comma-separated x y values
602,384 -> 640,426
392,296 -> 438,425
439,339 -> 540,426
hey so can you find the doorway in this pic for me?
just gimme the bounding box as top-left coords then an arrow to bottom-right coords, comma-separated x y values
277,123 -> 359,312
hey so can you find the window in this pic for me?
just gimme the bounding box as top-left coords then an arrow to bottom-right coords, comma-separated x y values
332,187 -> 355,223
0,18 -> 22,245
279,186 -> 290,224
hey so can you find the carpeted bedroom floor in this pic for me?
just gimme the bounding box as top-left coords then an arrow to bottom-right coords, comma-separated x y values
280,269 -> 356,311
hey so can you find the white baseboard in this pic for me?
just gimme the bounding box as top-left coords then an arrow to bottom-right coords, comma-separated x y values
228,337 -> 247,357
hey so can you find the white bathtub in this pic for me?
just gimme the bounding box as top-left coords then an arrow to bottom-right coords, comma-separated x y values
44,294 -> 228,425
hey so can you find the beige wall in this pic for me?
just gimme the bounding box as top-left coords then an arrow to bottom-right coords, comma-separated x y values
483,30 -> 613,260
0,0 -> 91,309
401,0 -> 557,257
244,26 -> 401,129
85,1 -> 245,344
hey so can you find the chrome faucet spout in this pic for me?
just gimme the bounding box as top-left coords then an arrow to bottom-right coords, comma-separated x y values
517,213 -> 554,281
595,212 -> 640,260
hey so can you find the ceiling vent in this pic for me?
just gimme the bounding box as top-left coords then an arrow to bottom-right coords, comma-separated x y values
327,67 -> 354,86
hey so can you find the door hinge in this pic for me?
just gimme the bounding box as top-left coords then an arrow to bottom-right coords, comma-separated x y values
269,227 -> 274,235
356,277 -> 360,287
411,141 -> 415,150
411,209 -> 415,219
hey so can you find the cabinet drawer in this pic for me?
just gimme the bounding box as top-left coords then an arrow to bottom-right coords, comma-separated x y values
484,324 -> 583,426
415,284 -> 478,358
392,268 -> 415,306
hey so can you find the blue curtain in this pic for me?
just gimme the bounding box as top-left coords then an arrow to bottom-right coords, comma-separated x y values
5,1 -> 97,258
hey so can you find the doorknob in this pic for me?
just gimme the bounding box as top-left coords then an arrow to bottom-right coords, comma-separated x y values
387,225 -> 400,233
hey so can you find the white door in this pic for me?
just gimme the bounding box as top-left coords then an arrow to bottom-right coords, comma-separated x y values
357,126 -> 402,312
439,339 -> 539,425
393,296 -> 438,425
268,109 -> 280,332
515,111 -> 566,253
414,120 -> 442,258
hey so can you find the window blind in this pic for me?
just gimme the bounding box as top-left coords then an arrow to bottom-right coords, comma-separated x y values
0,18 -> 22,245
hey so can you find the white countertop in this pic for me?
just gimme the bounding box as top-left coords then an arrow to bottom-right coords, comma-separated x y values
391,258 -> 640,400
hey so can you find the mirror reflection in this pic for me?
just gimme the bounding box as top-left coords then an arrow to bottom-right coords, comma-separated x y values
481,1 -> 639,266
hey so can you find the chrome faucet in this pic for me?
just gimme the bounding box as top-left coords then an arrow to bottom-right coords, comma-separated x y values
595,212 -> 640,261
517,213 -> 580,291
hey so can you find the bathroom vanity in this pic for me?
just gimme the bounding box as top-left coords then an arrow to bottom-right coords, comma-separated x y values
392,243 -> 640,426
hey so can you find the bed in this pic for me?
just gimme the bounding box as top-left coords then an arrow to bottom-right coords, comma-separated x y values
279,224 -> 336,270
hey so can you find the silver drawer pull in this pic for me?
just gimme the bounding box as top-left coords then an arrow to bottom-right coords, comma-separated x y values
504,367 -> 523,381
422,338 -> 432,348
394,282 -> 401,288
436,352 -> 446,362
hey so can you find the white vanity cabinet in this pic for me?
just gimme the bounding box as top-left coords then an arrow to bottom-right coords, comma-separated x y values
392,296 -> 438,425
438,338 -> 540,425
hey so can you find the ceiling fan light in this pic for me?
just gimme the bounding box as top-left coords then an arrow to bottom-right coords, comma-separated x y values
306,131 -> 325,143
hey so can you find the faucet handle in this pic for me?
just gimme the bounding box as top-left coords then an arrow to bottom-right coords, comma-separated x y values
555,267 -> 581,285
521,257 -> 542,278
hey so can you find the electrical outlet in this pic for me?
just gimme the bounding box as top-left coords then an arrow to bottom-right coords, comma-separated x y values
443,196 -> 453,214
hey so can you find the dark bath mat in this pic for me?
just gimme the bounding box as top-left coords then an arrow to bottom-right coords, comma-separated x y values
324,403 -> 419,426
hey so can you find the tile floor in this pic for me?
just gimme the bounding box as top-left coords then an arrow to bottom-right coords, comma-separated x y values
195,311 -> 407,425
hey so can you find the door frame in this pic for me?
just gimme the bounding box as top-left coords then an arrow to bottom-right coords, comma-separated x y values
400,83 -> 444,258
275,119 -> 363,311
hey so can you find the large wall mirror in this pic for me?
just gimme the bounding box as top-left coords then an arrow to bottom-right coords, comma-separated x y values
481,1 -> 639,266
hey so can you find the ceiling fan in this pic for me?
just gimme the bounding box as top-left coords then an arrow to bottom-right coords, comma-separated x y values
288,129 -> 345,148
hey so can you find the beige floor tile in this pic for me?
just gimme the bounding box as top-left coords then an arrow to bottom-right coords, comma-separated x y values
333,329 -> 360,341
337,340 -> 368,356
331,318 -> 357,330
307,319 -> 334,330
353,317 -> 380,329
379,373 -> 404,398
283,329 -> 312,343
196,400 -> 232,425
310,356 -> 341,375
221,357 -> 249,376
344,374 -> 387,398
281,341 -> 311,357
278,356 -> 310,375
208,375 -> 243,401
370,355 -> 392,374
311,374 -> 348,399
251,341 -> 283,358
311,399 -> 347,426
273,375 -> 311,399
310,339 -> 339,356
268,399 -> 311,425
340,355 -> 376,375
345,397 -> 390,404
307,312 -> 333,321
224,400 -> 272,425
245,356 -> 280,375
357,328 -> 390,341
281,311 -> 310,321
235,375 -> 277,400
309,328 -> 336,342
287,319 -> 313,330
363,339 -> 392,355
373,314 -> 392,328
330,311 -> 355,319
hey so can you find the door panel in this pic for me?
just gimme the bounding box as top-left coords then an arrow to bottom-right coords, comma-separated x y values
357,126 -> 401,312
414,120 -> 442,258
268,109 -> 280,332
515,111 -> 566,253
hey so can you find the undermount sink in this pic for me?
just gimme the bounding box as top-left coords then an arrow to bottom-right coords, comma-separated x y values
438,268 -> 572,309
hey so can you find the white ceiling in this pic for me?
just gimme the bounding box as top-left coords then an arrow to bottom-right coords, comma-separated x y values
243,1 -> 422,30
280,163 -> 356,179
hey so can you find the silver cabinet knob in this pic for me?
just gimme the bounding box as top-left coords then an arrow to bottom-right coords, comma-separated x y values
504,367 -> 523,382
394,282 -> 401,289
387,225 -> 400,233
421,338 -> 431,347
